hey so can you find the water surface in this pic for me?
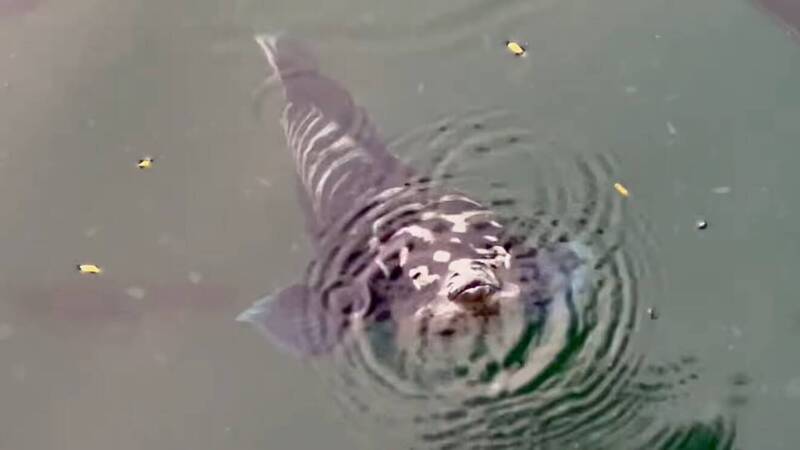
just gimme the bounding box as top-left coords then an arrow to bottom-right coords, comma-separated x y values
1,0 -> 799,448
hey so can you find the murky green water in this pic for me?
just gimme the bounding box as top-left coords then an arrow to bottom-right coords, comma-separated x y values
1,0 -> 799,448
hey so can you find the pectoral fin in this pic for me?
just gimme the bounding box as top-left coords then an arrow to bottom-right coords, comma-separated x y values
236,283 -> 334,357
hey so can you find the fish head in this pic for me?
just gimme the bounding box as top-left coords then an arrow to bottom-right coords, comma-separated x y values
378,228 -> 529,351
379,226 -> 592,357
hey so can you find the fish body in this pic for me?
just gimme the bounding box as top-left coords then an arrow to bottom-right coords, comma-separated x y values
237,33 -> 587,358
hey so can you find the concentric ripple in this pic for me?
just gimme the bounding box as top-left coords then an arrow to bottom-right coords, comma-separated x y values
304,110 -> 735,449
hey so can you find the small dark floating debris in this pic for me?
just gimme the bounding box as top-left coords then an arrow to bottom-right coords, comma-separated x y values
647,307 -> 658,320
729,372 -> 752,386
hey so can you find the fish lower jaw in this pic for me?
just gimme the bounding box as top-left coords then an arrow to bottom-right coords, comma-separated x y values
448,283 -> 498,304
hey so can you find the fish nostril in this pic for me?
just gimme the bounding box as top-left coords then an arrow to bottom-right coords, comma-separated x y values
438,327 -> 456,337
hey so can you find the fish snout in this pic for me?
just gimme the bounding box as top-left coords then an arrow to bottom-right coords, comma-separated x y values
445,265 -> 500,304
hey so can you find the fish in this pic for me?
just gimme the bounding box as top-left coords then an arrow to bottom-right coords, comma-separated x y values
237,33 -> 590,359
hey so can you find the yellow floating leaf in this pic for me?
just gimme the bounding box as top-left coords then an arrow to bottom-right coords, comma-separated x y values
137,157 -> 154,169
614,182 -> 630,197
77,264 -> 103,274
505,40 -> 526,57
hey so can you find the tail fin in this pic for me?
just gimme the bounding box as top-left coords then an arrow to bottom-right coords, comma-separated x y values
254,32 -> 320,85
252,32 -> 412,226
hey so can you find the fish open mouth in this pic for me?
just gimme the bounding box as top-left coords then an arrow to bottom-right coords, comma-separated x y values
447,279 -> 499,303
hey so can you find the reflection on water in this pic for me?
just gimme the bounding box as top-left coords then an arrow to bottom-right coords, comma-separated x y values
1,0 -> 799,448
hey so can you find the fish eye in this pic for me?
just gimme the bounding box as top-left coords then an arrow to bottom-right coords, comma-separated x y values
473,222 -> 491,231
431,222 -> 449,234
